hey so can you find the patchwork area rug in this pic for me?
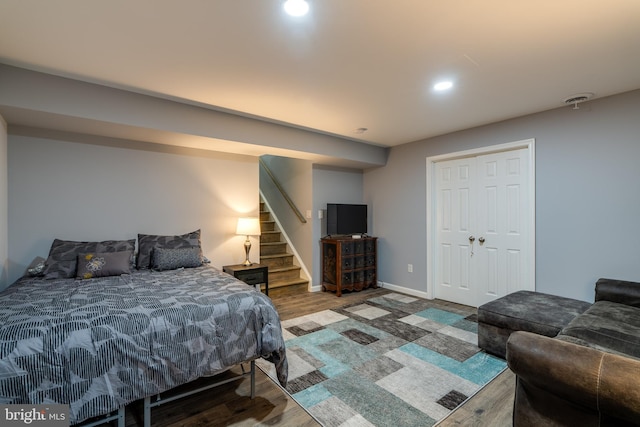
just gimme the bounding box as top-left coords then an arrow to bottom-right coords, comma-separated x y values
258,292 -> 507,427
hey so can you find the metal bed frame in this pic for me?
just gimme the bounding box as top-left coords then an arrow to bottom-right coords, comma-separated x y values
73,361 -> 255,427
142,361 -> 255,427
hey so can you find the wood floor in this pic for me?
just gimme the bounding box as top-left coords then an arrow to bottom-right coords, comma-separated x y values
120,287 -> 514,427
436,369 -> 514,427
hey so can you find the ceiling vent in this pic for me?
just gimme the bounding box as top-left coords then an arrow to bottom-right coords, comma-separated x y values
564,92 -> 594,109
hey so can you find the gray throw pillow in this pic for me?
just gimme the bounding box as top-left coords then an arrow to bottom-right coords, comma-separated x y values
152,247 -> 203,271
43,238 -> 136,279
137,229 -> 202,269
76,251 -> 133,279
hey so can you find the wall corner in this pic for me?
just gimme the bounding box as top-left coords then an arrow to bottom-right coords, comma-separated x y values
0,115 -> 8,290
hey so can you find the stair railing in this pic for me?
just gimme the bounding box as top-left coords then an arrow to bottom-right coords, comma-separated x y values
259,158 -> 307,223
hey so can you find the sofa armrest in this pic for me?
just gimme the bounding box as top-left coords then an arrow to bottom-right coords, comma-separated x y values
506,331 -> 640,424
595,278 -> 640,307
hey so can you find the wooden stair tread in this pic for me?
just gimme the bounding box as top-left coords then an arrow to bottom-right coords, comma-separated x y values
270,278 -> 309,288
260,253 -> 293,259
268,265 -> 301,273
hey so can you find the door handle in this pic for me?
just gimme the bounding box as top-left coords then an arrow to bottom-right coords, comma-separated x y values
479,237 -> 485,245
469,236 -> 475,243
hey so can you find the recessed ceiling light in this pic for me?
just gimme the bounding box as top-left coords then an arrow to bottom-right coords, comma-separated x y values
433,81 -> 454,91
284,0 -> 309,17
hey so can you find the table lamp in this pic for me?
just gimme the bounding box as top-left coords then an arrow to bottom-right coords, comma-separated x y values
236,217 -> 261,266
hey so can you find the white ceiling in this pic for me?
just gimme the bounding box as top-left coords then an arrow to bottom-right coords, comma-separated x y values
1,0 -> 639,148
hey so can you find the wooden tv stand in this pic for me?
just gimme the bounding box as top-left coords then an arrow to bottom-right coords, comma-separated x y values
321,236 -> 377,297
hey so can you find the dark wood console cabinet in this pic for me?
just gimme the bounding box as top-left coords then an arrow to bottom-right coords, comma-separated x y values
321,236 -> 377,297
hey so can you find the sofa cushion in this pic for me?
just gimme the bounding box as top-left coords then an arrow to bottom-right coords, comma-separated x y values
478,290 -> 592,358
595,278 -> 640,308
478,290 -> 591,336
558,300 -> 640,360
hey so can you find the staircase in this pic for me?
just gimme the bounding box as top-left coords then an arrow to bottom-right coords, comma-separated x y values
259,200 -> 309,295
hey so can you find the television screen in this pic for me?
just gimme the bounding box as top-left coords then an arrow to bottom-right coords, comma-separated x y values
326,203 -> 367,236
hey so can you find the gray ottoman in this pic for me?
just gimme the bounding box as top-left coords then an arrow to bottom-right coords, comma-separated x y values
478,290 -> 591,358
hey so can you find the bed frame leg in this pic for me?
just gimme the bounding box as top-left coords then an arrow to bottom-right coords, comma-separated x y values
250,360 -> 255,399
143,396 -> 151,427
117,406 -> 125,427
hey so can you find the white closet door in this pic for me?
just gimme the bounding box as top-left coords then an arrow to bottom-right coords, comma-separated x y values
434,157 -> 477,307
434,147 -> 531,307
475,148 -> 530,306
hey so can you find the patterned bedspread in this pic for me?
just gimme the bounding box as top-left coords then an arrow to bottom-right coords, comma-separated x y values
0,265 -> 288,424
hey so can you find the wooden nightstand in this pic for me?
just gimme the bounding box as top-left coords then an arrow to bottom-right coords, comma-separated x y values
223,263 -> 269,296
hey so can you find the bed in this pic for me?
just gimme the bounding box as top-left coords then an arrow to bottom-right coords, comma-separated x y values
0,232 -> 288,426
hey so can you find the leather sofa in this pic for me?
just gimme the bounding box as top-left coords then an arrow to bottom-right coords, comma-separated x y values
506,278 -> 640,426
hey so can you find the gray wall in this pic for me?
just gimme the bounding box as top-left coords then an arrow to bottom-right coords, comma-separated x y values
6,130 -> 260,288
0,64 -> 385,291
0,115 -> 7,288
259,155 -> 313,276
0,64 -> 387,169
312,165 -> 364,287
365,89 -> 640,302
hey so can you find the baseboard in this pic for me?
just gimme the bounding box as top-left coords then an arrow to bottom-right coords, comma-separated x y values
377,281 -> 432,300
309,282 -> 432,299
309,284 -> 323,293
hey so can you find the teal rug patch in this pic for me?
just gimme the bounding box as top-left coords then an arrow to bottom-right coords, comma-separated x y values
258,292 -> 507,427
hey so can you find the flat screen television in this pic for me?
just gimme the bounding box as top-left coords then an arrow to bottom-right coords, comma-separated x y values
326,203 -> 367,236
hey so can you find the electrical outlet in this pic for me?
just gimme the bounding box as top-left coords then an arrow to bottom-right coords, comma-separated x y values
407,264 -> 413,273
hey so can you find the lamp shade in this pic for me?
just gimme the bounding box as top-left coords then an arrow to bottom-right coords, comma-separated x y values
236,217 -> 261,236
